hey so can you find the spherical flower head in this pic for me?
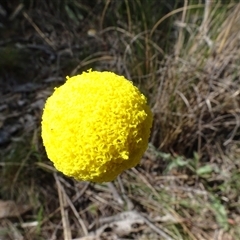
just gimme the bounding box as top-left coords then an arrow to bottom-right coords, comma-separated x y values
41,70 -> 153,182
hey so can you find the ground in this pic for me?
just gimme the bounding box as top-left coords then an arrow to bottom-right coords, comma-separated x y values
0,1 -> 240,240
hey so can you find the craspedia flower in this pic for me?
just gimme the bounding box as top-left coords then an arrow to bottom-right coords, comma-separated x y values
41,70 -> 153,182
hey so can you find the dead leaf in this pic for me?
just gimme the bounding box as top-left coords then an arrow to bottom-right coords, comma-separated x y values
0,200 -> 31,218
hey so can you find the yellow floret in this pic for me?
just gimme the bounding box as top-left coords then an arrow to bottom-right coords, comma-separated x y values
41,70 -> 152,182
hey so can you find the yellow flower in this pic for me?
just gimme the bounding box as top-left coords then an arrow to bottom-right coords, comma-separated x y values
41,70 -> 152,182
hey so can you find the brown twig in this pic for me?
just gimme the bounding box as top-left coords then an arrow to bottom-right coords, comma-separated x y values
22,11 -> 56,50
54,173 -> 72,240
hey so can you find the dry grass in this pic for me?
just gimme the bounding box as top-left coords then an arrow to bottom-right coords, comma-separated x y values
1,1 -> 240,239
151,2 -> 240,156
